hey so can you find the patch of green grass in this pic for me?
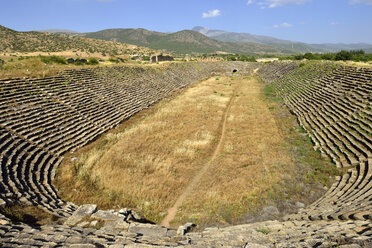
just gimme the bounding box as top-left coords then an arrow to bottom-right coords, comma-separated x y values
288,127 -> 340,185
260,78 -> 340,205
257,227 -> 271,234
262,83 -> 282,103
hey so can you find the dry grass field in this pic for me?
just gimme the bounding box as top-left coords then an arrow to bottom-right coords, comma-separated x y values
56,75 -> 338,228
171,77 -> 293,226
0,55 -> 174,80
0,56 -> 96,79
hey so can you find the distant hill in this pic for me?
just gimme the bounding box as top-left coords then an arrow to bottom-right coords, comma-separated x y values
308,43 -> 372,53
192,26 -> 372,54
0,25 -> 155,56
81,28 -> 294,55
193,26 -> 292,44
4,24 -> 370,56
192,26 -> 323,54
38,29 -> 78,34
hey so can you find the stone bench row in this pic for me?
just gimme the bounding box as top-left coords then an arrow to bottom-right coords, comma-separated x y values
271,64 -> 371,168
262,63 -> 371,224
257,62 -> 298,82
0,128 -> 76,216
286,159 -> 371,222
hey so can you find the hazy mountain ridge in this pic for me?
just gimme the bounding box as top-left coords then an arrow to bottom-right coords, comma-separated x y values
192,26 -> 372,53
39,29 -> 78,34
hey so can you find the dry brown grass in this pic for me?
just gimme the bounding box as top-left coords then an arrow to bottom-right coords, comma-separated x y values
336,60 -> 372,68
56,76 -> 236,223
0,56 -> 88,79
0,55 -> 185,80
55,75 -> 336,228
0,205 -> 62,226
172,77 -> 293,226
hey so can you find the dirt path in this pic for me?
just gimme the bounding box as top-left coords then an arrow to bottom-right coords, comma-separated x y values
160,78 -> 242,227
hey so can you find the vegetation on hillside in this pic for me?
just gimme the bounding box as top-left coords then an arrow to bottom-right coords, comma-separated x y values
81,28 -> 298,55
279,50 -> 372,62
0,55 -> 127,79
0,25 -> 156,57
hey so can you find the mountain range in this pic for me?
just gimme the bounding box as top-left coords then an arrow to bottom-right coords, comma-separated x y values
192,26 -> 372,54
77,26 -> 372,55
79,28 -> 290,55
2,24 -> 371,56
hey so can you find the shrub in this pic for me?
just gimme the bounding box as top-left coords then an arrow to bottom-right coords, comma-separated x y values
108,58 -> 120,63
335,50 -> 352,61
142,56 -> 150,61
320,53 -> 335,60
87,58 -> 99,65
227,56 -> 237,61
303,53 -> 316,60
40,56 -> 66,64
294,54 -> 304,60
238,55 -> 257,62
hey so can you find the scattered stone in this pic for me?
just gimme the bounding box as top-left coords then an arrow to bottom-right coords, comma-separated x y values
68,244 -> 96,248
244,243 -> 271,248
0,219 -> 9,225
91,210 -> 124,222
64,204 -> 97,226
77,221 -> 90,227
261,206 -> 279,219
65,236 -> 88,244
339,245 -> 362,248
71,157 -> 78,162
295,202 -> 305,208
129,223 -> 168,237
107,245 -> 125,248
177,222 -> 196,236
90,220 -> 98,227
103,219 -> 130,230
119,208 -> 129,215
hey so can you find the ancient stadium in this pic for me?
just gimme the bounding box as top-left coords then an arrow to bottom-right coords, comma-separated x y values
0,59 -> 371,247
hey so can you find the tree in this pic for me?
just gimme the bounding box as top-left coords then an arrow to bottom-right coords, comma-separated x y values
303,53 -> 316,60
335,50 -> 352,61
321,53 -> 335,60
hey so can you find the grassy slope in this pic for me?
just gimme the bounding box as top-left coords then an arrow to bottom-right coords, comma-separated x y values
0,25 -> 155,56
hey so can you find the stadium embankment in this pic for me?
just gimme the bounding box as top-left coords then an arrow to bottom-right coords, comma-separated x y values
0,61 -> 371,247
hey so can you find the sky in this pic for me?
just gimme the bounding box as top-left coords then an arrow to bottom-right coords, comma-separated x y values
1,0 -> 372,44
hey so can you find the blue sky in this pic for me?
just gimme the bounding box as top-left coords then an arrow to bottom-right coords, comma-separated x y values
1,0 -> 371,44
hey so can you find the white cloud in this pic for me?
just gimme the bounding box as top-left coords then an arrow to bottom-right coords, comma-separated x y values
202,9 -> 221,18
267,22 -> 293,29
276,22 -> 293,28
248,0 -> 311,8
330,22 -> 339,25
350,0 -> 372,5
